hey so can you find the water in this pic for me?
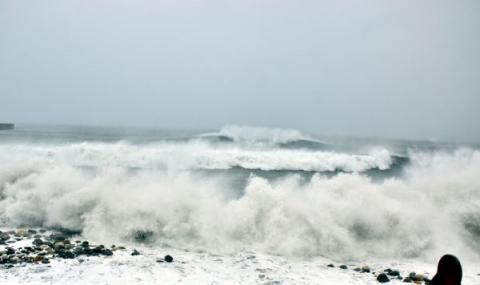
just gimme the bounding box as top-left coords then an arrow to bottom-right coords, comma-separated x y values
1,124 -> 480,284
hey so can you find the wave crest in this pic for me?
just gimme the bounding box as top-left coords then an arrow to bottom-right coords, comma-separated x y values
1,147 -> 480,261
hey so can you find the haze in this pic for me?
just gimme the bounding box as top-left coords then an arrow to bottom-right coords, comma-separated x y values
1,0 -> 479,142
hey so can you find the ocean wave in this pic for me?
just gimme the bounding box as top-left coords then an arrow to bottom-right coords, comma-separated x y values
0,142 -> 394,173
1,145 -> 480,261
202,125 -> 319,146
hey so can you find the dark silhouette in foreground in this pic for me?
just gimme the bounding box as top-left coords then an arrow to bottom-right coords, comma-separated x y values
430,254 -> 462,285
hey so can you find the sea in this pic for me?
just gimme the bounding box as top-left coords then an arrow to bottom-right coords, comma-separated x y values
1,124 -> 480,284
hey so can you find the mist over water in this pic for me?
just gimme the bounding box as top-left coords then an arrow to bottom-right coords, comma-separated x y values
1,125 -> 480,262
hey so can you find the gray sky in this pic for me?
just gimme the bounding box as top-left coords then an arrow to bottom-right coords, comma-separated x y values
1,0 -> 479,142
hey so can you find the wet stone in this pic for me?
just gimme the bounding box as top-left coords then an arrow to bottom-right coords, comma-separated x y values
377,273 -> 390,283
362,265 -> 371,273
387,270 -> 400,277
164,255 -> 173,263
57,250 -> 75,259
131,249 -> 140,256
339,265 -> 348,269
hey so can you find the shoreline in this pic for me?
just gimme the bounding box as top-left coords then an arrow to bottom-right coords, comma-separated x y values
0,227 -> 456,284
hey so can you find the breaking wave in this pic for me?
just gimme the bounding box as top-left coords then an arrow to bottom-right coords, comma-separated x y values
201,125 -> 321,146
0,142 -> 395,173
1,140 -> 480,261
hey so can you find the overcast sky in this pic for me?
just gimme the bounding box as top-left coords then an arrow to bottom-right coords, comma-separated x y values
1,0 -> 479,142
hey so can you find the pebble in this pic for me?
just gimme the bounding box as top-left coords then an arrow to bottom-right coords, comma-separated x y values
164,255 -> 173,263
131,249 -> 140,256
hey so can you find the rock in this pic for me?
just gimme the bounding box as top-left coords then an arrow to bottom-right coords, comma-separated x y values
102,249 -> 113,256
327,264 -> 335,268
57,250 -> 75,259
131,249 -> 140,256
354,267 -> 361,272
28,229 -> 37,234
33,255 -> 44,262
387,270 -> 400,277
92,246 -> 104,254
81,241 -> 89,248
41,259 -> 50,264
339,265 -> 348,269
15,229 -> 27,237
50,233 -> 66,242
39,229 -> 46,233
377,273 -> 390,283
362,265 -> 371,273
164,255 -> 173,263
9,256 -> 20,264
411,273 -> 425,282
54,241 -> 65,251
403,277 -> 412,282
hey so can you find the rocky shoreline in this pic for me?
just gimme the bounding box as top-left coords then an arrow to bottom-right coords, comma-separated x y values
326,263 -> 431,283
1,227 -> 434,284
0,228 -> 173,268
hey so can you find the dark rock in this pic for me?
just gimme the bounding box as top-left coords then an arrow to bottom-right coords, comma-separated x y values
50,233 -> 66,242
102,249 -> 113,256
92,246 -> 104,254
403,277 -> 412,282
28,229 -> 37,234
387,270 -> 400,277
327,264 -> 335,268
73,247 -> 85,255
57,250 -> 75,259
164,255 -> 173,263
362,265 -> 371,273
339,265 -> 348,269
39,229 -> 46,233
377,273 -> 390,283
41,259 -> 50,264
81,241 -> 89,248
131,249 -> 140,256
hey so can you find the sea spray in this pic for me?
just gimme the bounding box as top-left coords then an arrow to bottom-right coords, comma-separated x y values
1,138 -> 480,262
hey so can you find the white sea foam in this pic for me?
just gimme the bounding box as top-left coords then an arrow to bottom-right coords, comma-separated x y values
1,142 -> 480,262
